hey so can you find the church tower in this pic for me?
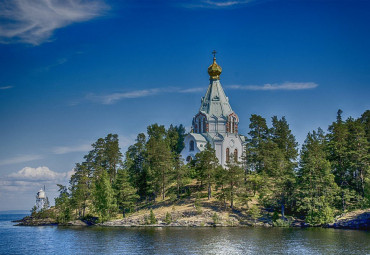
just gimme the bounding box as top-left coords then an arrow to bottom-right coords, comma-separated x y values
181,52 -> 245,166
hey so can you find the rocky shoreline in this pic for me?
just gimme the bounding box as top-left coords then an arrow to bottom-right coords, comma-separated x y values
14,209 -> 370,230
324,210 -> 370,230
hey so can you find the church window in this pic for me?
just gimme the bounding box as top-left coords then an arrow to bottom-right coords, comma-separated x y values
226,148 -> 230,162
234,149 -> 238,161
203,118 -> 206,133
190,140 -> 195,151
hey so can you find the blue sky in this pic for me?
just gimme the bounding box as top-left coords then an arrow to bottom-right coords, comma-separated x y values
0,0 -> 369,210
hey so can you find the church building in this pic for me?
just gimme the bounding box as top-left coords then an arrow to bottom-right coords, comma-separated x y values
181,52 -> 246,167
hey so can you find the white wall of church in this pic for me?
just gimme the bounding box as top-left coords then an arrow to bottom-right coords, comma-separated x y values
220,134 -> 244,166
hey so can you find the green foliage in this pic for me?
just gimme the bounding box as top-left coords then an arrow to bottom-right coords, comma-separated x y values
165,212 -> 172,224
296,128 -> 338,225
55,184 -> 72,223
272,211 -> 279,222
69,163 -> 90,218
149,209 -> 157,224
146,124 -> 174,201
194,142 -> 219,200
273,218 -> 291,227
212,212 -> 220,224
194,193 -> 203,214
222,160 -> 244,209
30,205 -> 37,216
327,109 -> 370,211
46,109 -> 369,227
248,205 -> 261,220
92,170 -> 117,222
114,169 -> 139,217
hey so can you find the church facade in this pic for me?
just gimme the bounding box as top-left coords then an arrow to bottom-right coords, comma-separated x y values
181,53 -> 246,167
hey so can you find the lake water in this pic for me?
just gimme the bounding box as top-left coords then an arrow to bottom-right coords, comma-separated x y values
1,214 -> 369,255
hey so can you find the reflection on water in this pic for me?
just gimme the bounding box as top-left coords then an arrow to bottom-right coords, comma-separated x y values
1,215 -> 369,254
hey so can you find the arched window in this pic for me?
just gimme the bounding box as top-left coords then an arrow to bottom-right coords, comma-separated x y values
186,156 -> 192,162
203,118 -> 207,133
234,149 -> 238,162
226,148 -> 230,162
190,140 -> 195,151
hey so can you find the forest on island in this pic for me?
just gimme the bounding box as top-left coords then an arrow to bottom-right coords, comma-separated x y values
44,109 -> 369,225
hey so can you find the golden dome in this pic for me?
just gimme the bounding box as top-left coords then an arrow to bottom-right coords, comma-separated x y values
208,51 -> 222,80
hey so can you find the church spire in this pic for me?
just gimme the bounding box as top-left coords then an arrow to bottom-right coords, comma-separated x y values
208,50 -> 222,80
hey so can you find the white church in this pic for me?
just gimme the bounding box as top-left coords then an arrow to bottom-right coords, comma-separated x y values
181,52 -> 246,167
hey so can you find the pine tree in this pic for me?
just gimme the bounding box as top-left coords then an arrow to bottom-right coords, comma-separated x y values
224,159 -> 244,209
297,128 -> 339,224
346,117 -> 369,206
269,116 -> 298,217
247,114 -> 269,173
125,133 -> 148,200
194,142 -> 219,199
146,124 -> 173,201
114,169 -> 139,217
92,169 -> 116,222
69,163 -> 90,217
327,110 -> 354,210
173,154 -> 189,198
55,184 -> 71,223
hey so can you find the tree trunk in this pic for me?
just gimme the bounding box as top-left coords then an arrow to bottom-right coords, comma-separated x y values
208,183 -> 211,200
162,170 -> 165,200
230,182 -> 234,209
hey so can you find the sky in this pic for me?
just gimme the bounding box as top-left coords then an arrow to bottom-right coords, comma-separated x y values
0,0 -> 369,211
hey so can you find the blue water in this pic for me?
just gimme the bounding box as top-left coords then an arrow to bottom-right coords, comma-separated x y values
0,214 -> 369,254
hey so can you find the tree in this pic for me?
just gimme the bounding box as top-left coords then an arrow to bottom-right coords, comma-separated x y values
346,117 -> 369,205
92,169 -> 116,222
125,133 -> 148,200
327,109 -> 352,210
247,114 -> 269,173
146,124 -> 173,201
84,134 -> 123,183
173,154 -> 189,198
223,159 -> 244,209
104,134 -> 123,182
69,163 -> 90,217
269,116 -> 298,217
114,169 -> 139,217
296,129 -> 339,224
55,184 -> 71,223
194,142 -> 219,200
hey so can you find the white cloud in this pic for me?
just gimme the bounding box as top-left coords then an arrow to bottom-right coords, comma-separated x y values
0,86 -> 13,90
0,167 -> 74,209
179,87 -> 206,93
86,86 -> 206,105
227,82 -> 318,91
179,0 -> 254,8
0,154 -> 43,166
86,89 -> 161,105
52,144 -> 91,155
8,166 -> 72,182
0,0 -> 109,45
86,82 -> 316,105
204,0 -> 252,7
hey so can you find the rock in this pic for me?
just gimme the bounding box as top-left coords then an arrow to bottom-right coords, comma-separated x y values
325,209 -> 370,230
66,220 -> 89,226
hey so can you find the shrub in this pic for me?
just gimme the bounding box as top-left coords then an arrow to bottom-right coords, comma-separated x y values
273,218 -> 291,227
149,209 -> 157,224
212,213 -> 219,224
165,212 -> 172,224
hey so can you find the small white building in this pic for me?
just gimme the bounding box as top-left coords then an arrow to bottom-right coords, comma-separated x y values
181,53 -> 246,167
35,187 -> 49,211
